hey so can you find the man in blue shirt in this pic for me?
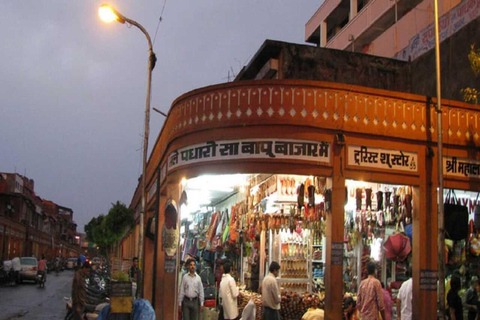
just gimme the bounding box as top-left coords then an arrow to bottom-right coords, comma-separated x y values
178,258 -> 204,320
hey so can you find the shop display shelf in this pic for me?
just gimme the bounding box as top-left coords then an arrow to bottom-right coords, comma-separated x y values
278,278 -> 310,283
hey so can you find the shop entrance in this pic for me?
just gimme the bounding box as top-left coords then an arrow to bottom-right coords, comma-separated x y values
178,173 -> 329,319
343,180 -> 414,319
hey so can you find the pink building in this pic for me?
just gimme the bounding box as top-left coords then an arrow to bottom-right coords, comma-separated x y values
305,0 -> 479,60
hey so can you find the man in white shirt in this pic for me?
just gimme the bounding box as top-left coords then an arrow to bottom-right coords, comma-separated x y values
219,262 -> 239,320
178,259 -> 204,320
262,261 -> 281,320
396,275 -> 413,320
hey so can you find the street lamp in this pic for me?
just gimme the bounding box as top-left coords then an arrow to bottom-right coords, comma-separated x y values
99,4 -> 157,298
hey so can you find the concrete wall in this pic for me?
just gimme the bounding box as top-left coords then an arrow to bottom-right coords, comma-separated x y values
410,17 -> 480,102
237,41 -> 411,93
280,44 -> 411,92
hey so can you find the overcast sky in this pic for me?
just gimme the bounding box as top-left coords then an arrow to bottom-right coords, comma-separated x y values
0,0 -> 321,232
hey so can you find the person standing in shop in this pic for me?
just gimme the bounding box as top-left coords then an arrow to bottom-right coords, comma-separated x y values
466,277 -> 478,320
262,261 -> 281,320
356,262 -> 386,320
178,258 -> 204,320
381,283 -> 393,320
396,271 -> 412,320
250,235 -> 261,293
219,262 -> 239,320
447,275 -> 463,320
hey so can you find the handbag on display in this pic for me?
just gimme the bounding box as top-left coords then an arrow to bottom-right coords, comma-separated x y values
444,190 -> 469,241
474,193 -> 480,230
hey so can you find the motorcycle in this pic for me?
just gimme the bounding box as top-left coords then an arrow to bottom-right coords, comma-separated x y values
37,271 -> 45,288
64,272 -> 110,320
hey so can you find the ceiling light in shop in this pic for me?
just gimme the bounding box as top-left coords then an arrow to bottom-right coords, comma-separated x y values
181,177 -> 187,187
185,174 -> 249,192
370,238 -> 383,261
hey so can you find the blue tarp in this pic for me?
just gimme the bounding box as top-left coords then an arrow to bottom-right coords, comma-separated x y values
97,299 -> 155,320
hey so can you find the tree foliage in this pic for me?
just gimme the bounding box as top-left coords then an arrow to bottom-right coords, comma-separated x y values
461,44 -> 480,104
85,201 -> 134,255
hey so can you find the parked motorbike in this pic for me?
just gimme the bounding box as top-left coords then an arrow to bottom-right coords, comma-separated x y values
64,271 -> 110,320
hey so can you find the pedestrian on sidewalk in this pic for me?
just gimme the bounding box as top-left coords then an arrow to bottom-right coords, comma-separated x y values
178,258 -> 204,320
11,257 -> 20,284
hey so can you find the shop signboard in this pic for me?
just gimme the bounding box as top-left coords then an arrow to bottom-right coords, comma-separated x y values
165,254 -> 176,273
331,242 -> 343,265
167,139 -> 330,172
444,156 -> 480,179
160,163 -> 167,185
407,0 -> 480,60
420,269 -> 438,291
147,179 -> 157,203
347,146 -> 418,173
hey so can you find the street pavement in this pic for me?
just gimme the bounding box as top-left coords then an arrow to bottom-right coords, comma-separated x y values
0,270 -> 74,320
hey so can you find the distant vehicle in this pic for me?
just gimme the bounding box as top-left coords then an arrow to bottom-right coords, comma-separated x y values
19,257 -> 38,283
66,258 -> 77,270
46,260 -> 54,273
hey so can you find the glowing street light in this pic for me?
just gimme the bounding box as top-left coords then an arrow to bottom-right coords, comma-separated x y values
99,4 -> 157,299
98,5 -> 120,23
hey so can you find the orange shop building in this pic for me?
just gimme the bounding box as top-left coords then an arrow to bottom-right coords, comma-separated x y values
128,79 -> 479,320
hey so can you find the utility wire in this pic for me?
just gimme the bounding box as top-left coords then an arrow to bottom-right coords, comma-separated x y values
153,0 -> 167,47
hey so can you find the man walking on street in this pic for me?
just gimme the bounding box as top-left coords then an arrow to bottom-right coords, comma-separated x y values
396,270 -> 412,320
219,262 -> 239,320
178,258 -> 204,320
357,261 -> 386,320
11,257 -> 21,284
71,261 -> 91,320
38,255 -> 47,282
262,261 -> 281,320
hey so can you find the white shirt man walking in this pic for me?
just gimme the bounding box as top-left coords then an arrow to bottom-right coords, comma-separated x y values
262,261 -> 281,320
178,259 -> 204,320
219,262 -> 239,320
396,275 -> 412,320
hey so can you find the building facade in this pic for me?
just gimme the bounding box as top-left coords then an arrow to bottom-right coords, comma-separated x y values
0,172 -> 80,261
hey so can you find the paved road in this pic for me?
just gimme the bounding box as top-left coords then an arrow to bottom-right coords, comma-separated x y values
0,270 -> 74,320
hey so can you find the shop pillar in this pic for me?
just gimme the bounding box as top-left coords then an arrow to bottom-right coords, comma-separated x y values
412,149 -> 438,319
324,142 -> 345,320
154,181 -> 179,320
154,198 -> 166,315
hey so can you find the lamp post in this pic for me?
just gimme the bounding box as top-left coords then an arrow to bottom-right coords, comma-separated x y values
99,4 -> 157,298
433,0 -> 445,317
